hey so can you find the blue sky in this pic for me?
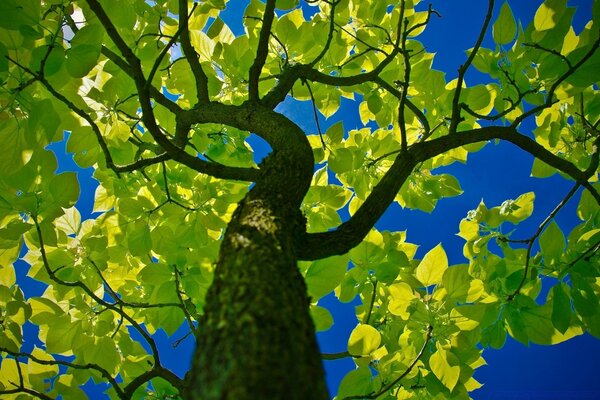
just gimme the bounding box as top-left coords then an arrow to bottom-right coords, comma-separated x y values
18,0 -> 600,398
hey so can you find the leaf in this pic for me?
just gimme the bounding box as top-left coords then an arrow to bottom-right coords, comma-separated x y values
55,206 -> 81,236
388,282 -> 415,319
127,220 -> 153,257
348,324 -> 381,356
304,254 -> 349,299
539,221 -> 565,265
336,367 -> 373,399
326,121 -> 344,144
551,284 -> 571,334
66,44 -> 101,78
0,0 -> 40,30
28,347 -> 59,387
0,264 -> 16,286
443,264 -> 484,302
429,345 -> 460,391
93,185 -> 115,213
30,45 -> 64,76
534,0 -> 566,32
49,172 -> 80,208
500,192 -> 535,224
493,2 -> 516,45
416,243 -> 448,287
276,0 -> 298,10
310,305 -> 333,332
465,85 -> 495,115
531,158 -> 556,178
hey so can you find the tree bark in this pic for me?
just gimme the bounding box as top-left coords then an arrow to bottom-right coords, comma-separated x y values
185,110 -> 328,399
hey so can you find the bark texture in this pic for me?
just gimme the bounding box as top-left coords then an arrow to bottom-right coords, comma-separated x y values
186,106 -> 328,399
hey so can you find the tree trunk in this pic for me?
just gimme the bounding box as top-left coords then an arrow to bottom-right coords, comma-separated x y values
186,146 -> 329,399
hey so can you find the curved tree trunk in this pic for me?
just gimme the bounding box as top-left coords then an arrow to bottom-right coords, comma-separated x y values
186,109 -> 329,399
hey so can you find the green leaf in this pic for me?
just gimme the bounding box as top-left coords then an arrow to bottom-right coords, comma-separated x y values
571,278 -> 598,317
276,0 -> 298,10
539,221 -> 565,265
28,347 -> 59,388
493,2 -> 517,45
531,158 -> 556,178
443,264 -> 484,302
45,316 -> 84,354
127,220 -> 153,257
30,45 -> 64,76
429,344 -> 460,391
416,243 -> 448,286
348,324 -> 381,356
49,172 -> 80,208
388,282 -> 415,319
310,305 -> 333,332
534,0 -> 566,32
500,192 -> 535,224
336,367 -> 373,399
66,44 -> 101,78
304,254 -> 349,299
81,336 -> 121,374
465,85 -> 495,115
483,320 -> 507,349
0,0 -> 40,30
54,206 -> 81,236
551,284 -> 571,334
326,121 -> 344,144
372,261 -> 399,284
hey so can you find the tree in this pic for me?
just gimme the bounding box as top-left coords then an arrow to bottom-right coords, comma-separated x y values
0,0 -> 599,398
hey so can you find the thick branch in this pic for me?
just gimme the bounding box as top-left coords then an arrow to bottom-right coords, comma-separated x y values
248,0 -> 277,101
178,0 -> 210,103
87,0 -> 258,182
123,367 -> 183,399
298,126 -> 595,260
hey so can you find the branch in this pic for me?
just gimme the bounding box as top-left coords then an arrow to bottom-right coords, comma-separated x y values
303,79 -> 327,149
32,216 -> 163,369
85,0 -> 139,68
503,183 -> 580,300
309,0 -> 339,66
374,77 -> 430,135
0,347 -> 124,399
512,30 -> 600,127
341,325 -> 433,400
262,8 -> 405,108
0,358 -> 54,400
145,2 -> 198,90
88,0 -> 224,183
448,0 -> 494,133
298,126 -> 595,260
122,367 -> 183,399
248,0 -> 277,101
6,56 -> 173,176
321,351 -> 351,360
178,0 -> 210,103
397,2 -> 410,152
100,45 -> 181,114
364,280 -> 378,325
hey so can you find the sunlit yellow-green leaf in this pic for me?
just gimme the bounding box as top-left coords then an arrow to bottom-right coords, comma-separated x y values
429,344 -> 461,391
348,324 -> 381,356
416,243 -> 448,286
